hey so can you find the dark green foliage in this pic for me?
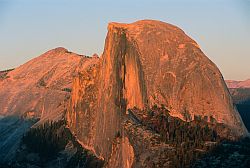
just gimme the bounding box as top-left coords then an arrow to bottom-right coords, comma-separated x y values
66,150 -> 104,168
229,88 -> 250,131
21,120 -> 104,167
0,68 -> 14,79
22,120 -> 70,159
183,109 -> 192,121
131,106 -> 219,146
209,115 -> 217,124
192,137 -> 250,168
229,88 -> 250,104
203,116 -> 208,122
0,68 -> 15,73
64,126 -> 104,168
236,104 -> 250,131
62,88 -> 72,92
37,79 -> 46,87
194,115 -> 202,122
129,105 -> 224,167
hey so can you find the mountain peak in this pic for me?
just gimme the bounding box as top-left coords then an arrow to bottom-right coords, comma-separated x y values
108,19 -> 199,50
0,47 -> 82,119
47,47 -> 69,54
67,20 -> 248,166
108,19 -> 180,30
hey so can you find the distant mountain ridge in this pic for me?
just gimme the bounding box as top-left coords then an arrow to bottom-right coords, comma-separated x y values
226,79 -> 250,88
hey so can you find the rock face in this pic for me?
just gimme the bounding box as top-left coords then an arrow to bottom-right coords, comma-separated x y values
0,47 -> 84,122
226,79 -> 250,88
67,20 -> 248,167
0,47 -> 92,164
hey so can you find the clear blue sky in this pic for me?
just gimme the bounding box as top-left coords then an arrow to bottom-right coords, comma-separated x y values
0,0 -> 249,80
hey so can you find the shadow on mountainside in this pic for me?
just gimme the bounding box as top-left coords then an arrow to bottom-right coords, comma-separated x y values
123,106 -> 249,168
0,116 -> 37,164
1,107 -> 249,168
191,137 -> 250,168
229,88 -> 250,131
2,119 -> 104,168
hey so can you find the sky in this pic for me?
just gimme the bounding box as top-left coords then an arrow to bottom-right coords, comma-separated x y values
0,0 -> 249,80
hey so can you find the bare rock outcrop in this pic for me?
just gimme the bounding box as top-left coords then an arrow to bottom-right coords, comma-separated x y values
67,20 -> 248,167
0,47 -> 85,122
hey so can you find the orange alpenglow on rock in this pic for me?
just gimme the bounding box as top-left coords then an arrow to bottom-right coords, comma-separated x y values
92,53 -> 99,58
67,20 -> 248,166
0,47 -> 85,123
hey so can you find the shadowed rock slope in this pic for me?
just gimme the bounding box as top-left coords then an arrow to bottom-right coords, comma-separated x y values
226,82 -> 250,132
67,20 -> 248,167
0,48 -> 94,165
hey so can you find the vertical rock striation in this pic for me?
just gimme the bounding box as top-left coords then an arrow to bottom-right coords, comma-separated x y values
67,20 -> 248,167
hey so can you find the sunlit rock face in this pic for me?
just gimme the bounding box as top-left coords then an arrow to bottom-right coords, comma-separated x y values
67,56 -> 100,153
106,20 -> 241,127
0,47 -> 84,122
106,20 -> 247,134
67,20 -> 247,167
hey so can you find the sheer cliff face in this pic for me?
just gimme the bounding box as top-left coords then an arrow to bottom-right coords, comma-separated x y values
67,57 -> 100,152
0,48 -> 83,122
105,20 -> 246,134
67,20 -> 247,165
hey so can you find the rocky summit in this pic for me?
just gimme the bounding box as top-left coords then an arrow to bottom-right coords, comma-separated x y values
67,20 -> 247,167
0,47 -> 84,122
0,48 -> 87,163
0,20 -> 248,168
